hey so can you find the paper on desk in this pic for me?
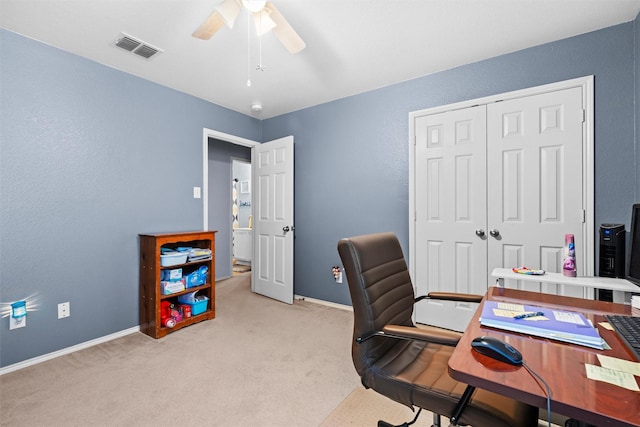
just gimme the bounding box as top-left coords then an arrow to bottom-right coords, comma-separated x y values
598,321 -> 615,331
597,354 -> 640,377
553,311 -> 585,325
493,303 -> 548,320
496,302 -> 526,312
585,364 -> 640,391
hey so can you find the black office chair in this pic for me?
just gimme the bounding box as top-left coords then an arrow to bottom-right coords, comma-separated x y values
338,232 -> 539,427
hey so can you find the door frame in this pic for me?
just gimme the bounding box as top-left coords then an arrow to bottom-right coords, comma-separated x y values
408,76 -> 595,285
202,128 -> 258,280
231,157 -> 252,261
202,128 -> 259,230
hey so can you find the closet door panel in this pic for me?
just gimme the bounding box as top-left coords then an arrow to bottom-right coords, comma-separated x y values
487,87 -> 584,297
415,105 -> 487,331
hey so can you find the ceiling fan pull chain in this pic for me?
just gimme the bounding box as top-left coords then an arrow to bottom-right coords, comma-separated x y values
246,11 -> 252,87
257,28 -> 265,72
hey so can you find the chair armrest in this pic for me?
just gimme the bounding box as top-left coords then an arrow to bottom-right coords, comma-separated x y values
381,324 -> 460,346
415,292 -> 483,303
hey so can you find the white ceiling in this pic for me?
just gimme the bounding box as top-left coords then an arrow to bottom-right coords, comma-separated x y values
2,0 -> 640,119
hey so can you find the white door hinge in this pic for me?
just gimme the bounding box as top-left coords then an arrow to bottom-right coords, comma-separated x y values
580,209 -> 586,223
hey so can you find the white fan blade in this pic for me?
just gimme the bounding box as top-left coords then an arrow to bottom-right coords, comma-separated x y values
266,2 -> 306,54
216,0 -> 242,28
253,8 -> 277,37
192,11 -> 225,40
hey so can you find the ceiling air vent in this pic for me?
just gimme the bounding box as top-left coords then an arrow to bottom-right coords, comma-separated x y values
133,44 -> 159,59
114,33 -> 162,60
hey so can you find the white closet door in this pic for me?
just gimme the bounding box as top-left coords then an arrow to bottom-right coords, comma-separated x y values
487,87 -> 585,297
414,105 -> 487,332
413,85 -> 587,330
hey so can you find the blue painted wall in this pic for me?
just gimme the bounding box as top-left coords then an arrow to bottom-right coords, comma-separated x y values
636,13 -> 640,200
2,15 -> 639,367
0,29 -> 261,367
263,20 -> 640,306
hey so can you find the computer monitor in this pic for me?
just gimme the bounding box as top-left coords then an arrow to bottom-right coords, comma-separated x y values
627,203 -> 640,287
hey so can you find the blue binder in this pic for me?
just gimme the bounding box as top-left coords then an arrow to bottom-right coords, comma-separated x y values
479,301 -> 605,349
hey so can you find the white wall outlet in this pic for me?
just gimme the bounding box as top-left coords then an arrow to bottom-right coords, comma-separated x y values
58,302 -> 70,319
193,186 -> 201,199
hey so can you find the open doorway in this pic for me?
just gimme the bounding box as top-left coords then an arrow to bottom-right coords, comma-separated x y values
232,159 -> 252,275
206,134 -> 254,280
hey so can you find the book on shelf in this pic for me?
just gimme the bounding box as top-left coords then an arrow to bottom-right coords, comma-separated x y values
479,301 -> 605,350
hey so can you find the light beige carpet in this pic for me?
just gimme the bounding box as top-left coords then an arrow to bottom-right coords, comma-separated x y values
1,273 -> 565,427
321,387 -> 565,427
320,387 -> 424,426
0,273 -> 360,426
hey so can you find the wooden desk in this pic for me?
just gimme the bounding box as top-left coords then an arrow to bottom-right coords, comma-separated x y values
448,287 -> 640,427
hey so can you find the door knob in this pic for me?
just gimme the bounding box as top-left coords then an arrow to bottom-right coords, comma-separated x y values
489,229 -> 500,237
283,226 -> 290,233
475,229 -> 485,237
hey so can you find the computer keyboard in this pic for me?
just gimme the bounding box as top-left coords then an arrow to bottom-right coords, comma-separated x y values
604,314 -> 640,361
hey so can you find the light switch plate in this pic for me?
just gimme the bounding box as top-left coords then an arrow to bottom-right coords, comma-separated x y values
193,187 -> 201,199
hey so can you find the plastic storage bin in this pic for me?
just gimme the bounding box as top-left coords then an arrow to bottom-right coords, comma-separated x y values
177,292 -> 208,315
160,252 -> 188,267
188,297 -> 209,315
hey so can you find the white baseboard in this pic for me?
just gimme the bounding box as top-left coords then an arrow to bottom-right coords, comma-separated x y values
294,294 -> 353,312
0,326 -> 140,376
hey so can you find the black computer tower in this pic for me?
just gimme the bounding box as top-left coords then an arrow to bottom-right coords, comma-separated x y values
600,224 -> 625,277
597,224 -> 625,301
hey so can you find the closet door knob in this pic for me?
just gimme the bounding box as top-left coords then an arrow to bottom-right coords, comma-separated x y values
283,226 -> 290,233
475,229 -> 485,237
489,229 -> 500,238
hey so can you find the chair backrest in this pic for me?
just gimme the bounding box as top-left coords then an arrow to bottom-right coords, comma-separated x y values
338,232 -> 416,376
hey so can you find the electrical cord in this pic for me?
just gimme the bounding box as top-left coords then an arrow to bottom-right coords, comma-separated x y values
522,360 -> 552,427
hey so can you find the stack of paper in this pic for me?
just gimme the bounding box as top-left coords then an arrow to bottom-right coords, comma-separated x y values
187,248 -> 212,261
479,301 -> 605,349
176,246 -> 212,262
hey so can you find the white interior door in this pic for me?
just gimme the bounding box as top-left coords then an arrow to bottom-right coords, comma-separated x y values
487,87 -> 586,297
414,105 -> 488,332
252,136 -> 294,304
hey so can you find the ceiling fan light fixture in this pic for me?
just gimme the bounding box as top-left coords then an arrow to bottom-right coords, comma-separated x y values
251,103 -> 263,112
192,0 -> 306,55
242,0 -> 266,13
215,0 -> 242,28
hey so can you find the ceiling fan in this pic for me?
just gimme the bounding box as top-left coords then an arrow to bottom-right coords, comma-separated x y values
192,0 -> 306,54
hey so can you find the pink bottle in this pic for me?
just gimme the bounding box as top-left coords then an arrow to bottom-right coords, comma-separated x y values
562,234 -> 577,277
